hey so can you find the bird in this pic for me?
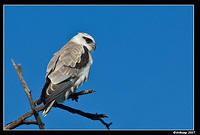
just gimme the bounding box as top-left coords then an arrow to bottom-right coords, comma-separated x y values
39,32 -> 96,116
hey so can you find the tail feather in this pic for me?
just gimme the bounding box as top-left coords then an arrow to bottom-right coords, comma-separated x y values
42,100 -> 56,117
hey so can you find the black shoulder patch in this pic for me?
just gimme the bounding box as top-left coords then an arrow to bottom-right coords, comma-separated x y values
75,46 -> 89,69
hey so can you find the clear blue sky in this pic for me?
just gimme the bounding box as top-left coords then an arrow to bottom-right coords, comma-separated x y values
4,5 -> 193,130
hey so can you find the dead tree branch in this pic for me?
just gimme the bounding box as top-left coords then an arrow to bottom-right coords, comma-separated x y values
4,90 -> 99,129
11,59 -> 44,129
5,59 -> 112,130
22,120 -> 41,125
54,103 -> 112,129
5,105 -> 45,129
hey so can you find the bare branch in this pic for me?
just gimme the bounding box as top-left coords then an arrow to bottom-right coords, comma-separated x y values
22,120 -> 45,126
72,89 -> 96,96
54,103 -> 112,129
5,105 -> 45,129
11,59 -> 44,129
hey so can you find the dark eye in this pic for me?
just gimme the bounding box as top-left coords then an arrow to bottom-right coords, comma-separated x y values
83,36 -> 93,44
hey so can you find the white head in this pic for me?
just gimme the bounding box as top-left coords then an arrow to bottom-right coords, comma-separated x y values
71,32 -> 96,52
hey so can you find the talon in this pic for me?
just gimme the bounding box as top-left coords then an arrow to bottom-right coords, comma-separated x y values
71,95 -> 79,102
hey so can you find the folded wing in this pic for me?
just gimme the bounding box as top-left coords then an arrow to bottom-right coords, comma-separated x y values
41,41 -> 86,107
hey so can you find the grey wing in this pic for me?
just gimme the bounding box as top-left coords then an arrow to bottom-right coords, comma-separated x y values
48,42 -> 85,84
41,42 -> 85,105
45,53 -> 59,78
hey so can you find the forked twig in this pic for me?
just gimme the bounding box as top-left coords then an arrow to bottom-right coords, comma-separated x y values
11,59 -> 44,129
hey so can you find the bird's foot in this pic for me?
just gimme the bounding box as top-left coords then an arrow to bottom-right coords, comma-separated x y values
71,94 -> 79,102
